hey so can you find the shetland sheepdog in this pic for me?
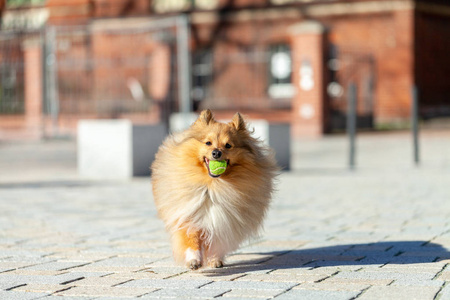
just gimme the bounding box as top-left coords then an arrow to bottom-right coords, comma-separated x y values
151,109 -> 278,269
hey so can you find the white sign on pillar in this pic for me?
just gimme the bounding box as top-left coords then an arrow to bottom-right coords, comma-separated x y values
299,59 -> 314,91
298,59 -> 316,119
299,103 -> 315,119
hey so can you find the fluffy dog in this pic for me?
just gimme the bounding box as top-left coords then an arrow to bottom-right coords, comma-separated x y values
151,109 -> 278,269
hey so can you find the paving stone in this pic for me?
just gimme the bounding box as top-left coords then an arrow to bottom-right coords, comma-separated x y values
438,272 -> 450,280
73,276 -> 132,287
38,296 -> 96,300
140,266 -> 189,274
357,286 -> 441,300
1,256 -> 56,265
141,288 -> 231,299
225,254 -> 274,264
108,271 -> 173,280
380,263 -> 445,273
0,273 -> 85,289
118,278 -> 213,289
23,261 -> 89,271
436,283 -> 450,299
14,283 -> 75,293
0,290 -> 49,300
0,261 -> 41,271
175,271 -> 244,282
390,278 -> 444,287
235,273 -> 328,283
87,256 -> 157,267
7,270 -> 66,276
273,289 -> 360,300
293,282 -> 370,292
271,266 -> 358,275
56,286 -> 157,297
334,270 -> 435,281
324,278 -> 394,286
66,265 -> 140,273
222,288 -> 285,298
200,280 -> 297,290
61,271 -> 112,278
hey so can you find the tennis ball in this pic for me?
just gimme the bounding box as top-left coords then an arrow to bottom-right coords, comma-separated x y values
209,160 -> 227,175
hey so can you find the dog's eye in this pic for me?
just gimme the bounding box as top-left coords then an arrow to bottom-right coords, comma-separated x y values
206,141 -> 212,146
225,143 -> 232,149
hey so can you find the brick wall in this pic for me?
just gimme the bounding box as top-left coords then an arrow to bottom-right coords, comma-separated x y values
92,0 -> 150,18
4,0 -> 448,139
324,10 -> 414,125
46,0 -> 91,24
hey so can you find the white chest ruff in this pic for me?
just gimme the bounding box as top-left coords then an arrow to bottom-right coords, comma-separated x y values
190,184 -> 252,250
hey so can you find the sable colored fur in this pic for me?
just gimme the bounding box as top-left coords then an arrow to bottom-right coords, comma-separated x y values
151,110 -> 278,269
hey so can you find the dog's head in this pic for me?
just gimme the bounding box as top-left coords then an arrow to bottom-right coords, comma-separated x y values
188,109 -> 254,179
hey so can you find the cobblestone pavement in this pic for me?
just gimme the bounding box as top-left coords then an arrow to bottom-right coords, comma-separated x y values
1,130 -> 450,299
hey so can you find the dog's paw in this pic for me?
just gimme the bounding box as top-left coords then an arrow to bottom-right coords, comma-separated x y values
185,248 -> 202,270
208,258 -> 224,268
187,259 -> 202,270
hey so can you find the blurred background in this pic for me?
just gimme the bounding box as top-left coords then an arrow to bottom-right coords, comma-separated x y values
0,0 -> 449,179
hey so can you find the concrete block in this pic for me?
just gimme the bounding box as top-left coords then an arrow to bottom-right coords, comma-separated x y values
77,120 -> 166,179
249,120 -> 291,170
169,112 -> 198,133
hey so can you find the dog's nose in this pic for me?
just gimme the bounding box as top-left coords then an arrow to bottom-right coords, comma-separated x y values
212,149 -> 222,159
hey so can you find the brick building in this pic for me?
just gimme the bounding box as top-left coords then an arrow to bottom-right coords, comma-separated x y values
1,0 -> 449,138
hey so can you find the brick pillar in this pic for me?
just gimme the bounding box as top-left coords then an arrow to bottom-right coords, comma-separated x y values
23,38 -> 43,138
148,43 -> 170,101
289,21 -> 328,138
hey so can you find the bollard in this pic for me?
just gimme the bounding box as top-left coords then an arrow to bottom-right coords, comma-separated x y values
411,85 -> 420,165
347,83 -> 357,170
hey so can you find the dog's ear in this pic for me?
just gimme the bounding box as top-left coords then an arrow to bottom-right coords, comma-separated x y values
195,109 -> 215,126
230,112 -> 246,131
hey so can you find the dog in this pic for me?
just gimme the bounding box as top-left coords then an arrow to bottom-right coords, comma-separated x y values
151,109 -> 278,269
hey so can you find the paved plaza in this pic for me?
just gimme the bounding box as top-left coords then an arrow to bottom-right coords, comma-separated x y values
0,130 -> 450,299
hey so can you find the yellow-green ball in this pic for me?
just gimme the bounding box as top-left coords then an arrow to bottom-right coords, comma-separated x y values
209,160 -> 227,175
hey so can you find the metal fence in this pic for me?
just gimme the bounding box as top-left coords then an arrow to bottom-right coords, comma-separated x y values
0,32 -> 26,115
42,16 -> 191,135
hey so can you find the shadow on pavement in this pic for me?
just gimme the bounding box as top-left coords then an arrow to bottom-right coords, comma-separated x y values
201,241 -> 450,277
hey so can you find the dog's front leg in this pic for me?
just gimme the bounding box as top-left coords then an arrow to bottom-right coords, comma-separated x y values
172,227 -> 203,270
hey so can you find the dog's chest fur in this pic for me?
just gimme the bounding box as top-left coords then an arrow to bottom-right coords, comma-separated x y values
188,181 -> 254,248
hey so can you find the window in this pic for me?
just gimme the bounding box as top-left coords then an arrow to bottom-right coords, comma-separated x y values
6,0 -> 45,7
3,0 -> 48,30
268,44 -> 294,99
